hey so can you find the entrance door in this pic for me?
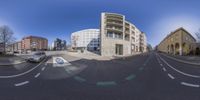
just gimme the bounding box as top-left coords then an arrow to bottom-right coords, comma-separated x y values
115,44 -> 123,55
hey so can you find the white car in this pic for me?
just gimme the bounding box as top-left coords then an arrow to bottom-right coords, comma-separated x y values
27,51 -> 46,63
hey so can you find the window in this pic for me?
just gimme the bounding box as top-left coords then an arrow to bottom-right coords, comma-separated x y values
114,33 -> 123,39
107,32 -> 113,38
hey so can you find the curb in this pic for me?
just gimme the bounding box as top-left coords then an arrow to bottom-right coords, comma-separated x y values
160,53 -> 200,66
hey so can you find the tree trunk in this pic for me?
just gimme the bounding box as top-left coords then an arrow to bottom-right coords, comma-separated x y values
3,30 -> 6,54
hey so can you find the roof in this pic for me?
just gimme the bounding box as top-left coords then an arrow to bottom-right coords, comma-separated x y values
159,27 -> 196,45
22,35 -> 47,40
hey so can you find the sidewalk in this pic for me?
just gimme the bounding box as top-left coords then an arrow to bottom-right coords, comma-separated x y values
161,53 -> 200,65
0,55 -> 26,66
66,51 -> 145,61
67,52 -> 114,61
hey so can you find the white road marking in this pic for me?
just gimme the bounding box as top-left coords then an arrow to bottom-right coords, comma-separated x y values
14,81 -> 29,87
160,64 -> 163,66
167,73 -> 175,79
0,58 -> 46,79
156,56 -> 161,64
181,82 -> 200,88
41,67 -> 46,71
162,67 -> 166,71
34,73 -> 40,78
53,57 -> 71,67
157,54 -> 200,78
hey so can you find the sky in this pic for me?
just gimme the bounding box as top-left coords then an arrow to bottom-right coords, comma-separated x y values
0,0 -> 200,47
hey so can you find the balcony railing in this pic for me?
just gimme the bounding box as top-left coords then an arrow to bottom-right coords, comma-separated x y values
106,17 -> 123,22
107,21 -> 123,26
106,27 -> 123,33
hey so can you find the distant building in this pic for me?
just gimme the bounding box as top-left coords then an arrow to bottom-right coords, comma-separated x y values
147,43 -> 153,52
7,41 -> 22,53
52,38 -> 67,50
157,27 -> 198,55
71,29 -> 100,51
21,36 -> 48,53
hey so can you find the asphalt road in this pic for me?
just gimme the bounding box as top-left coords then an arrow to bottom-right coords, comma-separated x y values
0,52 -> 200,100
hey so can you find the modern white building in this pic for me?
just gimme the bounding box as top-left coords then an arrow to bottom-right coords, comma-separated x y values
71,29 -> 100,51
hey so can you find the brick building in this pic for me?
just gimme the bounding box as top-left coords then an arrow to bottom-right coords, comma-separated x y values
21,36 -> 48,53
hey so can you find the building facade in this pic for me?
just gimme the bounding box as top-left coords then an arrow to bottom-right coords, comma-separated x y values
52,38 -> 67,50
7,41 -> 22,53
71,29 -> 100,51
100,12 -> 147,56
21,36 -> 48,53
157,27 -> 197,55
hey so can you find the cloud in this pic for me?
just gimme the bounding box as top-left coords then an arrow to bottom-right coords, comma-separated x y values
150,14 -> 200,47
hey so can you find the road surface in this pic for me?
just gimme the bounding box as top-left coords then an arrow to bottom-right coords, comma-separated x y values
0,51 -> 200,100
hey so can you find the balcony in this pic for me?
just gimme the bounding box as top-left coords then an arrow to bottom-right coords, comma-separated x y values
106,15 -> 123,20
125,30 -> 130,34
107,21 -> 123,27
106,27 -> 123,33
125,35 -> 130,41
106,17 -> 123,22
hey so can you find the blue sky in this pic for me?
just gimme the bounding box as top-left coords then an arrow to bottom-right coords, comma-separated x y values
0,0 -> 200,47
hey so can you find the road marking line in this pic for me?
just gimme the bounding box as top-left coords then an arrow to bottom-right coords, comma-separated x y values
0,58 -> 46,79
139,67 -> 144,71
34,73 -> 40,78
96,81 -> 117,86
162,67 -> 166,71
14,81 -> 29,87
74,76 -> 86,82
143,54 -> 153,66
156,56 -> 162,64
181,82 -> 200,88
167,73 -> 175,79
41,67 -> 46,71
125,74 -> 136,80
157,54 -> 200,78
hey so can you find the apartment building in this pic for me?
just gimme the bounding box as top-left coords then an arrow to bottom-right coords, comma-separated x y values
157,27 -> 198,55
100,12 -> 147,56
7,41 -> 22,53
71,29 -> 100,51
21,36 -> 48,53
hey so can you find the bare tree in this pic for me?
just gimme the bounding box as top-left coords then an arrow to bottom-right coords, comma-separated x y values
0,25 -> 15,54
196,28 -> 200,43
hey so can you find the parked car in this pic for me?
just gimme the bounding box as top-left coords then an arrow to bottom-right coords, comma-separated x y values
27,51 -> 46,63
